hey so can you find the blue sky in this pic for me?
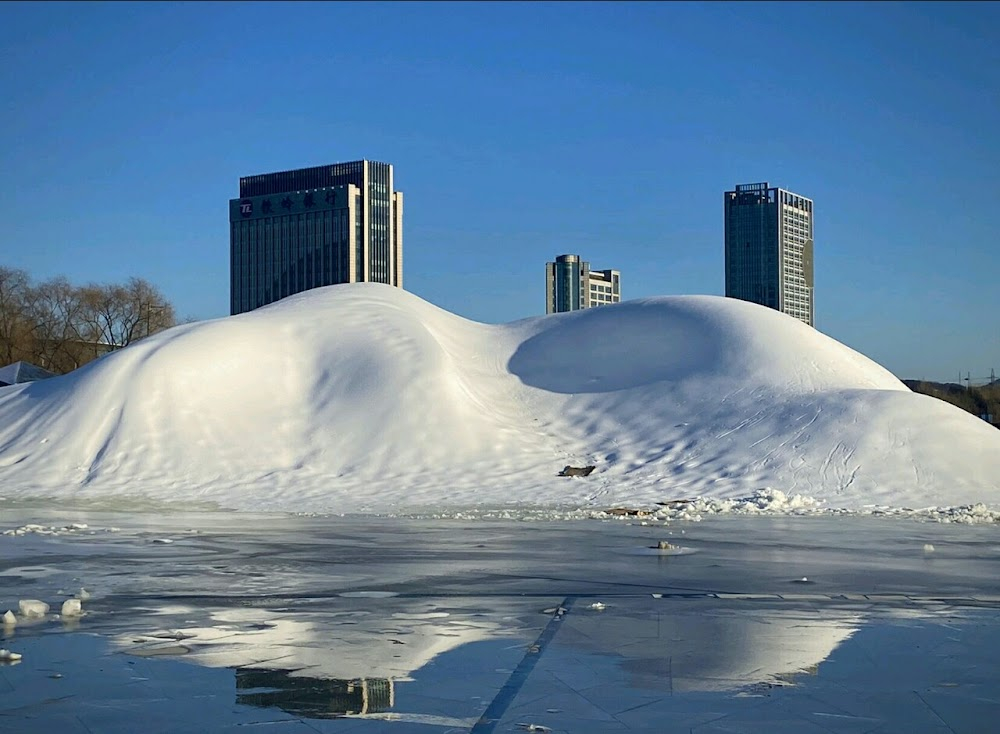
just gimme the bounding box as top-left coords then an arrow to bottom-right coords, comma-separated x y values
1,1 -> 997,383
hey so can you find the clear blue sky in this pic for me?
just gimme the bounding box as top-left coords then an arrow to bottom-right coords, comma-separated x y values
1,1 -> 997,383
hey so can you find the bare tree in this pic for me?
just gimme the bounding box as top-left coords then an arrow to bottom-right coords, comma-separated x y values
80,282 -> 125,353
123,277 -> 177,346
27,277 -> 88,372
0,267 -> 178,374
0,266 -> 32,364
79,277 -> 176,352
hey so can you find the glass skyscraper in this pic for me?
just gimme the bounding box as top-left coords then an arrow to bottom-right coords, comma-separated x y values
229,160 -> 403,315
545,254 -> 621,313
724,182 -> 814,326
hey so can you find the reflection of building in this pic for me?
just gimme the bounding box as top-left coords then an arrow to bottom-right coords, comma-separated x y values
236,669 -> 394,718
724,182 -> 814,326
229,160 -> 404,315
545,254 -> 621,314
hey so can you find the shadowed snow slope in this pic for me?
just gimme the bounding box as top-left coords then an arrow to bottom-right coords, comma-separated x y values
0,283 -> 997,514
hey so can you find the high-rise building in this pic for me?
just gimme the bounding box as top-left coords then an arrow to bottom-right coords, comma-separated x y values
724,182 -> 814,326
229,160 -> 403,315
545,254 -> 621,314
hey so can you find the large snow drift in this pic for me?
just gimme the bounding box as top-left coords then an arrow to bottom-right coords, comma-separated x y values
0,283 -> 997,515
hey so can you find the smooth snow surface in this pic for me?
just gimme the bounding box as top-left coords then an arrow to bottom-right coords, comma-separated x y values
0,283 -> 998,516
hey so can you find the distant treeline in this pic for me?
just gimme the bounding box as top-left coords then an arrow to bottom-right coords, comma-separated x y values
0,266 -> 177,375
904,379 -> 1000,424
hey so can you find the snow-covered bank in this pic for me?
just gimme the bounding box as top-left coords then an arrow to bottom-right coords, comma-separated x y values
384,490 -> 1000,525
0,283 -> 998,516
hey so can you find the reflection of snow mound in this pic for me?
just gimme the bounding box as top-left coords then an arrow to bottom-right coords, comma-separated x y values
120,606 -> 505,682
664,612 -> 860,692
565,608 -> 861,692
1,283 -> 999,514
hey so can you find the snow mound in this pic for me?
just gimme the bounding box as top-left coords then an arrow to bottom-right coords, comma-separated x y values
0,283 -> 997,516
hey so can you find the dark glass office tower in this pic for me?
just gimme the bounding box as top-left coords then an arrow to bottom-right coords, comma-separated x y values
724,182 -> 814,326
229,160 -> 403,315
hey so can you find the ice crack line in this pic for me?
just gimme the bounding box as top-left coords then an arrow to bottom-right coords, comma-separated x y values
470,596 -> 577,734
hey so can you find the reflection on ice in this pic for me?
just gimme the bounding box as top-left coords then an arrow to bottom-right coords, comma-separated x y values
4,512 -> 999,732
236,669 -> 394,717
116,599 -> 863,706
118,604 -> 512,682
558,605 -> 862,693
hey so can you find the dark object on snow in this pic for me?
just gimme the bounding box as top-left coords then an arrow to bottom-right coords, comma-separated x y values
655,499 -> 694,506
558,465 -> 596,477
605,507 -> 651,517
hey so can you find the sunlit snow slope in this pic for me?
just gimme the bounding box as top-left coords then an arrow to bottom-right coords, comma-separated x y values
1,283 -> 997,513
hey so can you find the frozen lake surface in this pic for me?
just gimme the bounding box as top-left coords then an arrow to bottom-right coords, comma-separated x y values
1,507 -> 999,733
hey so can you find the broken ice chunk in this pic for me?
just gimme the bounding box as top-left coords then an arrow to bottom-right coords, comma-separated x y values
18,599 -> 49,618
78,588 -> 92,601
61,599 -> 82,617
0,649 -> 22,662
923,544 -> 935,553
2,610 -> 15,626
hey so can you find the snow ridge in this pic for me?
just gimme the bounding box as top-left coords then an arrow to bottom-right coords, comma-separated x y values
0,283 -> 997,516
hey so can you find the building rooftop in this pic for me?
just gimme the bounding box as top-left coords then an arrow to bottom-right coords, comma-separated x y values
0,360 -> 57,387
